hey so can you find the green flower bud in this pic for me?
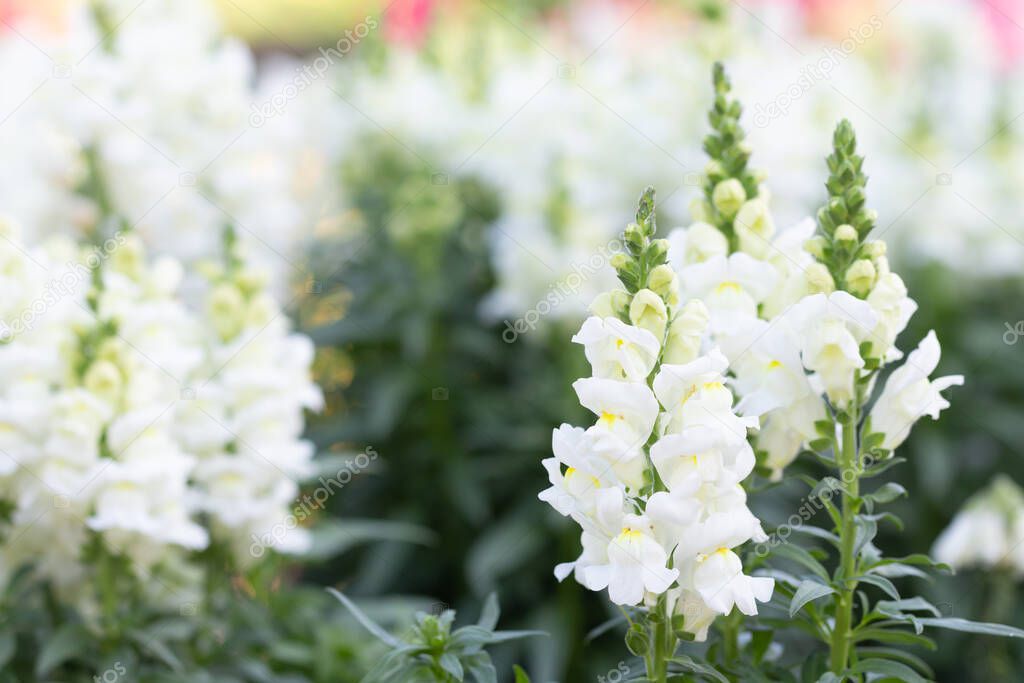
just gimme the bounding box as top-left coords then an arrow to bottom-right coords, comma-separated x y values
712,178 -> 746,218
647,238 -> 670,265
844,259 -> 876,297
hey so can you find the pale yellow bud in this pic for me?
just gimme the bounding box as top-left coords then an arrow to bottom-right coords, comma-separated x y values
803,236 -> 827,259
862,240 -> 886,259
689,198 -> 713,224
805,263 -> 835,294
712,179 -> 746,218
834,224 -> 858,243
734,199 -> 775,258
110,233 -> 146,279
844,259 -> 877,297
590,290 -> 630,319
208,282 -> 246,341
663,299 -> 709,364
84,359 -> 122,404
646,265 -> 679,308
629,289 -> 669,341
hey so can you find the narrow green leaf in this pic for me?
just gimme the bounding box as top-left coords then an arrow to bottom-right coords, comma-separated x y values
917,617 -> 1024,639
477,593 -> 500,631
513,664 -> 531,683
326,588 -> 403,648
789,580 -> 835,618
771,543 -> 830,582
36,623 -> 89,677
847,658 -> 928,683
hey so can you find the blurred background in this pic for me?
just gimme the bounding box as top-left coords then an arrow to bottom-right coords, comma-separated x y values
3,0 -> 1024,680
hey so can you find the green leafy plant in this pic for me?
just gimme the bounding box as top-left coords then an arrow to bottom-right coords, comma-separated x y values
329,589 -> 539,682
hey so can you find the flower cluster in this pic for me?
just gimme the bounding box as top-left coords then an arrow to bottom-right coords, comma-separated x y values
322,0 -> 1023,334
0,212 -> 321,616
540,189 -> 773,640
0,0 -> 333,294
933,475 -> 1024,576
667,68 -> 962,480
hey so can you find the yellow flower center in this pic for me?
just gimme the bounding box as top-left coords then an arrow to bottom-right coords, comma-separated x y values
715,281 -> 741,293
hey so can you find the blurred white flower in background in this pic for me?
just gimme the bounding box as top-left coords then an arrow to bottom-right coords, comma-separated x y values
933,475 -> 1024,576
0,0 -> 336,296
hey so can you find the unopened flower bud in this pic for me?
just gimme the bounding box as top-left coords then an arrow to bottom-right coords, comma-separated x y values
712,179 -> 746,218
734,199 -> 775,258
110,233 -> 146,279
805,263 -> 835,294
610,253 -> 631,271
683,222 -> 728,264
689,198 -> 712,224
704,159 -> 726,180
646,264 -> 679,307
862,240 -> 886,259
84,359 -> 122,404
629,288 -> 669,340
590,290 -> 630,318
844,259 -> 876,297
624,223 -> 645,249
208,282 -> 246,340
803,236 -> 827,259
663,299 -> 709,364
834,224 -> 858,243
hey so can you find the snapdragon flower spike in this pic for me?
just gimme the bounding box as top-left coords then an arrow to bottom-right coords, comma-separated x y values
701,63 -> 761,251
540,188 -> 772,643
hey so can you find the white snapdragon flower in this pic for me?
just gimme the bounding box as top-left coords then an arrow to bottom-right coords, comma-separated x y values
546,208 -> 772,618
679,254 -> 778,337
787,291 -> 878,408
865,266 -> 918,361
572,316 -> 661,382
668,222 -> 730,266
870,331 -> 963,450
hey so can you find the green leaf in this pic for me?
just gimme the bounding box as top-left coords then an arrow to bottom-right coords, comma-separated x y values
439,652 -> 464,680
847,658 -> 928,683
856,647 -> 934,678
668,655 -> 729,683
476,593 -> 500,631
852,627 -> 935,650
863,482 -> 907,505
513,665 -> 531,683
789,580 -> 835,617
854,573 -> 900,600
917,617 -> 1024,639
852,515 -> 877,559
36,622 -> 90,677
770,543 -> 830,582
326,588 -> 403,648
875,598 -> 942,619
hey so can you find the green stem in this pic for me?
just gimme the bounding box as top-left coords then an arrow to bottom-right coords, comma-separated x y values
830,407 -> 860,675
